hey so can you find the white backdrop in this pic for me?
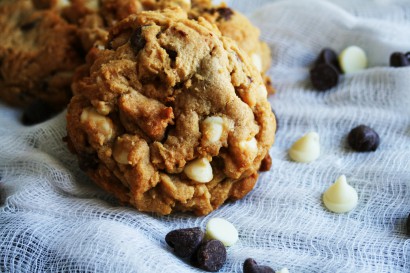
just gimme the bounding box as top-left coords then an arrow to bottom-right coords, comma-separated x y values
1,0 -> 410,272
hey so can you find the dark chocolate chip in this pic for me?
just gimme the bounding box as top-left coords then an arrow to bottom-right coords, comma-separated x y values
32,0 -> 54,9
21,100 -> 58,126
78,153 -> 99,171
216,7 -> 234,21
347,125 -> 380,152
310,63 -> 339,91
20,20 -> 40,32
243,258 -> 275,273
130,26 -> 146,53
407,212 -> 410,235
196,240 -> 226,272
389,52 -> 410,67
259,154 -> 272,172
315,48 -> 341,73
165,227 -> 204,258
0,183 -> 5,206
165,48 -> 177,63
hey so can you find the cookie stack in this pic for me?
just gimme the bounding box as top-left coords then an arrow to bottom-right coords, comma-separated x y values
1,0 -> 276,215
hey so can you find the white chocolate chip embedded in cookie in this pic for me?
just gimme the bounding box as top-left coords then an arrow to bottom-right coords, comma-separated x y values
239,137 -> 258,160
113,137 -> 131,165
202,116 -> 224,142
184,158 -> 213,183
257,84 -> 268,98
251,53 -> 263,72
80,107 -> 114,145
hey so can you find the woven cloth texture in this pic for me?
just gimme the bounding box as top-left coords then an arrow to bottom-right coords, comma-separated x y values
1,0 -> 410,272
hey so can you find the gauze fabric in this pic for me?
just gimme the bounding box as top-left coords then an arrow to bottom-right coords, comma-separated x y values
1,0 -> 410,272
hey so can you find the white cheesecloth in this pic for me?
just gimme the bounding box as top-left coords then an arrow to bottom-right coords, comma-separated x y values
1,0 -> 410,272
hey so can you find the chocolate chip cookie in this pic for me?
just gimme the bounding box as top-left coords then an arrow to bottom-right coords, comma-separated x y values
66,8 -> 276,215
0,0 -> 83,109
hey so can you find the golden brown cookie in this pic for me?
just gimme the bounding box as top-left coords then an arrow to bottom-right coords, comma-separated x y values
0,0 -> 83,110
66,8 -> 276,216
190,0 -> 274,93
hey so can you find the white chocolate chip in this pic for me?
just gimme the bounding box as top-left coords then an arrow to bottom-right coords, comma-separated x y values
56,0 -> 70,8
277,268 -> 290,273
288,132 -> 320,163
80,108 -> 114,144
183,158 -> 213,183
85,0 -> 99,11
323,175 -> 358,213
338,46 -> 367,73
257,85 -> 268,98
239,137 -> 258,157
181,0 -> 191,4
205,218 -> 238,247
251,53 -> 263,72
113,138 -> 130,165
202,116 -> 224,142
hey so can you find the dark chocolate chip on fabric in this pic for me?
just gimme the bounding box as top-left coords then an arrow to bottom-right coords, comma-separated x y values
196,240 -> 226,272
243,258 -> 275,273
130,26 -> 146,53
310,63 -> 339,91
406,212 -> 410,235
347,125 -> 380,152
315,48 -> 341,73
21,100 -> 58,126
389,52 -> 410,67
165,227 -> 204,258
0,183 -> 5,206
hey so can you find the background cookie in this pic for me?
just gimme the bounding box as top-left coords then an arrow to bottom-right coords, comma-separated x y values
0,0 -> 83,110
66,8 -> 276,215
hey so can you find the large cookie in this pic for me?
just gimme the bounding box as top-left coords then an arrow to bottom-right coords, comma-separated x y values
0,0 -> 83,109
66,8 -> 276,215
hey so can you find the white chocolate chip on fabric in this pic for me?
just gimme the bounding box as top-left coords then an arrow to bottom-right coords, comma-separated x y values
277,268 -> 290,273
288,132 -> 320,163
338,46 -> 367,73
251,53 -> 263,72
202,116 -> 224,142
183,158 -> 213,183
205,218 -> 238,247
323,175 -> 358,213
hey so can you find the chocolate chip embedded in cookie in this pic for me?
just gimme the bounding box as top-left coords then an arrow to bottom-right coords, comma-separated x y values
0,0 -> 83,110
66,8 -> 276,216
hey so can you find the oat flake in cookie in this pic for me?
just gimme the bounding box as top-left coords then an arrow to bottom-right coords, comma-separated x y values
0,0 -> 82,110
66,8 -> 276,215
